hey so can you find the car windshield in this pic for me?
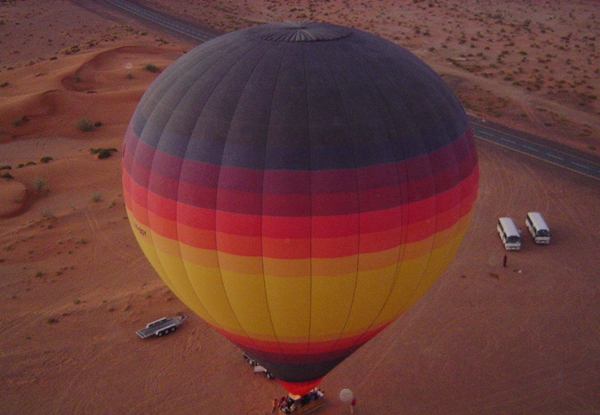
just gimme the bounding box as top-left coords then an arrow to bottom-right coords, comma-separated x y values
507,236 -> 520,243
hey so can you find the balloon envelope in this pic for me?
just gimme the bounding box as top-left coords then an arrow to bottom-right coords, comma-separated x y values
122,21 -> 478,396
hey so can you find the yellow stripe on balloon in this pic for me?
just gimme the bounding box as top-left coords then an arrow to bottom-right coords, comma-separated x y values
309,273 -> 357,340
126,208 -> 219,327
181,260 -> 243,334
219,268 -> 278,342
264,274 -> 311,341
126,206 -> 472,343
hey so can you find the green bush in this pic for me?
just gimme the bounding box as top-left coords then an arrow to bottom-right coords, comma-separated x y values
40,156 -> 53,163
90,148 -> 118,159
34,177 -> 47,192
76,117 -> 94,132
40,208 -> 53,218
144,63 -> 159,73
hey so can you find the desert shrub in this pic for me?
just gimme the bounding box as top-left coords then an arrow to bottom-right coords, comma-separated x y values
40,208 -> 53,218
90,147 -> 118,159
12,118 -> 23,126
0,165 -> 11,170
34,177 -> 47,192
0,81 -> 8,87
97,149 -> 112,159
76,117 -> 94,132
144,63 -> 159,73
1,172 -> 13,179
40,156 -> 53,163
94,121 -> 102,127
91,192 -> 103,202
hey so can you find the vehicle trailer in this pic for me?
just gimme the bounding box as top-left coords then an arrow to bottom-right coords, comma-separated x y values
136,316 -> 187,339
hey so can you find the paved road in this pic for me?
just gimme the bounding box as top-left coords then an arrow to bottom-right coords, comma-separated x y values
104,0 -> 219,42
470,116 -> 600,181
97,0 -> 600,181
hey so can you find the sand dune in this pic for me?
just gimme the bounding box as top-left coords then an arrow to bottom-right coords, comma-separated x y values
1,45 -> 184,142
0,42 -> 186,219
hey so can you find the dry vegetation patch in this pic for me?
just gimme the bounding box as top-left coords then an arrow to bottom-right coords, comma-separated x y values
129,0 -> 599,153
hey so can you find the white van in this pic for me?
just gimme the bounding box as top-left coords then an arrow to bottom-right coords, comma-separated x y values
497,217 -> 521,250
525,212 -> 550,244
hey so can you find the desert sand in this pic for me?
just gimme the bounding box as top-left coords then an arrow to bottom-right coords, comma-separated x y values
1,1 -> 599,414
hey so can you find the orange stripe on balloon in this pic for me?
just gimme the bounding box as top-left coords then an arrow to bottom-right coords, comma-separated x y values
177,223 -> 216,250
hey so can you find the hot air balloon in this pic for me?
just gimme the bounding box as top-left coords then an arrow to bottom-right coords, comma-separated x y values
122,21 -> 478,397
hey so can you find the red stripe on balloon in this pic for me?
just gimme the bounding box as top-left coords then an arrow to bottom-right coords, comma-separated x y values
125,164 -> 476,233
123,129 -> 477,217
215,324 -> 388,364
122,167 -> 477,257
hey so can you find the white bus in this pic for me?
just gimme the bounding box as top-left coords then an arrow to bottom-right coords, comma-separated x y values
525,212 -> 550,244
497,217 -> 521,250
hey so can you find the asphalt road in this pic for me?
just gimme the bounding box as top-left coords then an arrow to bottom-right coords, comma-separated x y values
99,0 -> 600,181
470,116 -> 600,181
104,0 -> 220,42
